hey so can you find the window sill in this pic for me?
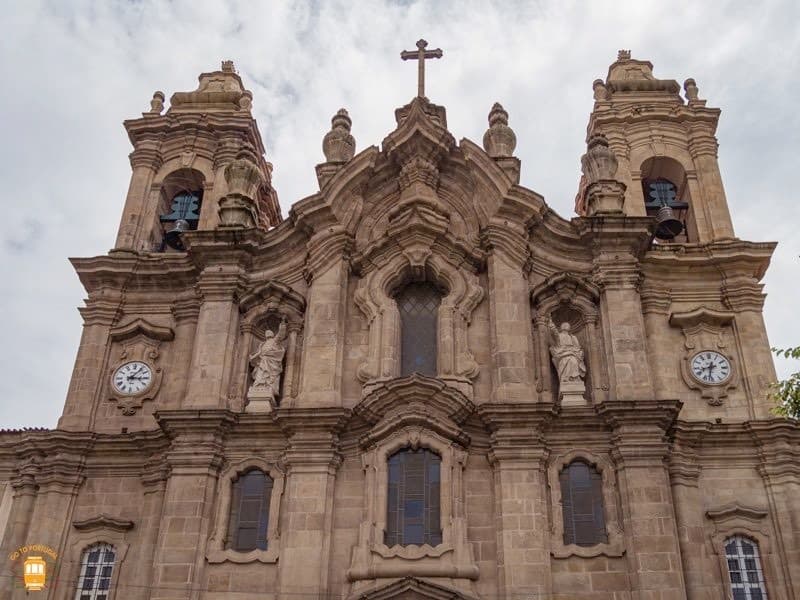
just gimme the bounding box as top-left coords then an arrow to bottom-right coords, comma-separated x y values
551,541 -> 624,559
372,541 -> 453,560
206,547 -> 279,564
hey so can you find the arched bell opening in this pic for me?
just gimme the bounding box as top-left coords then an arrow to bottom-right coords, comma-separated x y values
157,168 -> 206,251
640,156 -> 696,243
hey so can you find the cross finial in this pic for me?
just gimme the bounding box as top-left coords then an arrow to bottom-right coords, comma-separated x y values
401,39 -> 443,98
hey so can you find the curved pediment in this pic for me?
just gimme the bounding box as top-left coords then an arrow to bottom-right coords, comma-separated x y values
348,576 -> 480,600
109,318 -> 174,342
355,374 -> 474,449
72,514 -> 135,532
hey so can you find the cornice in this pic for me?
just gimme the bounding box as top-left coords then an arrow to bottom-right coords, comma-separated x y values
109,317 -> 175,342
479,220 -> 529,267
477,403 -> 557,465
73,514 -> 135,533
355,374 -> 474,426
643,239 -> 776,283
71,253 -> 198,294
155,409 -> 237,474
274,407 -> 351,473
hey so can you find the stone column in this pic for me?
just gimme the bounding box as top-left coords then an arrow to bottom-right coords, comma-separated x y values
183,263 -> 246,409
723,287 -> 777,419
478,405 -> 554,599
688,129 -> 735,241
274,408 -> 349,600
482,223 -> 536,402
670,424 -> 719,600
600,400 -> 687,600
0,463 -> 37,597
296,230 -> 349,406
114,143 -> 162,251
131,458 -> 169,600
58,298 -> 121,431
579,217 -> 654,401
751,422 -> 800,599
150,411 -> 234,600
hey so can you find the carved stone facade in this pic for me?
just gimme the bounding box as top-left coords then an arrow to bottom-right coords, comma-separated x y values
0,52 -> 798,600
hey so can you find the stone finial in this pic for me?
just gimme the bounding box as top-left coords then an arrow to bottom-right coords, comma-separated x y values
150,91 -> 165,114
221,60 -> 235,73
617,49 -> 631,61
218,153 -> 265,229
580,134 -> 626,215
592,79 -> 610,101
684,78 -> 698,101
581,134 -> 618,183
322,108 -> 356,163
482,103 -> 517,158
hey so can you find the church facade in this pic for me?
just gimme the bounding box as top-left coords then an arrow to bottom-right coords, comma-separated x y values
1,48 -> 798,600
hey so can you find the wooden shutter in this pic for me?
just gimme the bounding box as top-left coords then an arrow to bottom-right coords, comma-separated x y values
226,470 -> 273,551
560,461 -> 608,546
386,448 -> 442,546
396,283 -> 441,377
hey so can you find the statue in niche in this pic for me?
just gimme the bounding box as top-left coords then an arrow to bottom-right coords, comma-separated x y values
246,318 -> 287,412
547,317 -> 587,406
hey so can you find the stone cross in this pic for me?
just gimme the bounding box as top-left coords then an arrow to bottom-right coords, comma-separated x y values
401,39 -> 443,98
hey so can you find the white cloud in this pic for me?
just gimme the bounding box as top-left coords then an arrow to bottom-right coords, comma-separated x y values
0,0 -> 797,428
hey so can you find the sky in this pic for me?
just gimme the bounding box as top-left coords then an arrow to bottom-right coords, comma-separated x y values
0,0 -> 798,429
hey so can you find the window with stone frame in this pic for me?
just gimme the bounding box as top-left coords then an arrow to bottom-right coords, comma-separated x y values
385,447 -> 442,547
559,460 -> 608,546
724,535 -> 769,600
74,543 -> 116,600
395,282 -> 442,377
226,469 -> 273,552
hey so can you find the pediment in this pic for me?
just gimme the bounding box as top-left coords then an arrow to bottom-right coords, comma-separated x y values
73,514 -> 135,532
706,503 -> 768,524
239,280 -> 306,320
349,576 -> 479,600
669,307 -> 735,329
109,318 -> 174,342
355,375 -> 474,449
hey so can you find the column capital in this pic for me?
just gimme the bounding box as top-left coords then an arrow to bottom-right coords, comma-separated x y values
477,403 -> 556,466
598,400 -> 682,466
274,407 -> 351,474
155,409 -> 237,475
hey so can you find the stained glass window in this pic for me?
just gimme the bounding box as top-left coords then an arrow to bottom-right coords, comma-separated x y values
560,460 -> 608,546
396,282 -> 441,377
386,448 -> 442,547
725,536 -> 768,600
226,470 -> 273,552
74,543 -> 115,600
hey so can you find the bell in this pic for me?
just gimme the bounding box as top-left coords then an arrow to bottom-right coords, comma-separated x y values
164,219 -> 190,250
654,205 -> 684,240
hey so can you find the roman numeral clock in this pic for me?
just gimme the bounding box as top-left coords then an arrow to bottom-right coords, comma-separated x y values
670,308 -> 739,406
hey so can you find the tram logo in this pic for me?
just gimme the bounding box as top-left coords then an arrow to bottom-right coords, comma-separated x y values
8,544 -> 57,592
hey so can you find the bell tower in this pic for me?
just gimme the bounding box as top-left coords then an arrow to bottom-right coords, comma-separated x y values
114,60 -> 280,253
577,50 -> 735,244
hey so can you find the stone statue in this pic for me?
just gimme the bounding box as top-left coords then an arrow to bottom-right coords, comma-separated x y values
247,319 -> 287,411
547,318 -> 587,405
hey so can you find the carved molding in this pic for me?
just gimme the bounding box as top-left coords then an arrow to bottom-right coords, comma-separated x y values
547,449 -> 624,558
669,307 -> 738,405
108,318 -> 175,342
347,576 -> 480,600
72,514 -> 135,533
206,457 -> 285,564
347,422 -> 477,583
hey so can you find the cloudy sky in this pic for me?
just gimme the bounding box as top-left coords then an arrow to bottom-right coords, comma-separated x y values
1,0 -> 798,428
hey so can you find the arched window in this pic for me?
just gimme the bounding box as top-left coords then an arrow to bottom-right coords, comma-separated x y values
725,535 -> 768,599
559,460 -> 607,546
226,470 -> 273,552
386,448 -> 442,547
74,543 -> 115,600
396,282 -> 442,377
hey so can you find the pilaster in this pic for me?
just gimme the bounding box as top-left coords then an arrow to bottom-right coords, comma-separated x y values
296,229 -> 351,407
687,126 -> 735,241
478,404 -> 555,599
274,407 -> 349,600
599,400 -> 686,600
577,216 -> 654,400
481,222 -> 535,402
183,258 -> 248,409
150,410 -> 235,600
115,141 -> 163,250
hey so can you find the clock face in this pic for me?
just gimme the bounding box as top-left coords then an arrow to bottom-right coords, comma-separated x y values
112,361 -> 153,395
689,351 -> 731,385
